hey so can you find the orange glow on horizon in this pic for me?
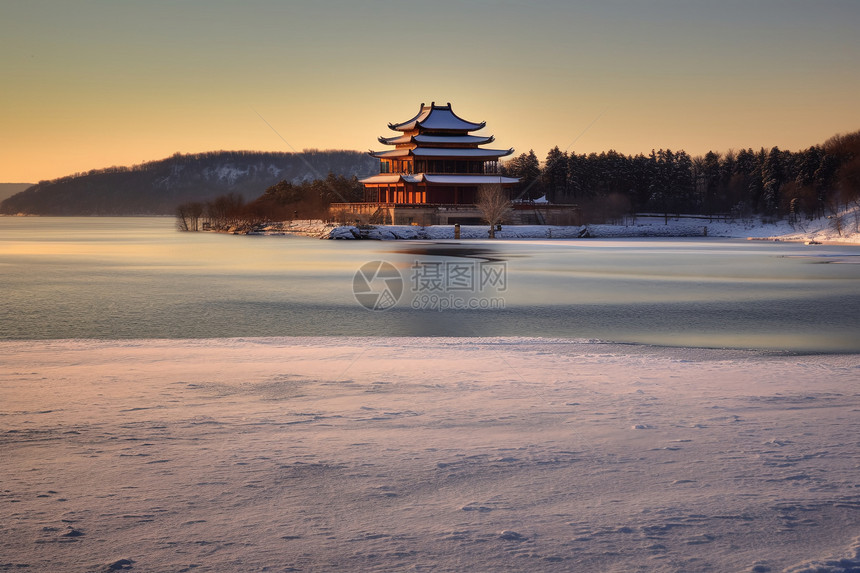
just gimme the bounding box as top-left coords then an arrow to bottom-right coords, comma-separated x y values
2,1 -> 859,183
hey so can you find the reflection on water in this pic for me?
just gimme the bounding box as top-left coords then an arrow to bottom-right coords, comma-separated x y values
395,243 -> 508,262
1,217 -> 859,352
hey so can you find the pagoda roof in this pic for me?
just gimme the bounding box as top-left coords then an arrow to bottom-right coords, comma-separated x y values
378,134 -> 495,146
360,173 -> 519,185
358,174 -> 411,185
424,175 -> 519,185
388,102 -> 485,132
370,147 -> 514,159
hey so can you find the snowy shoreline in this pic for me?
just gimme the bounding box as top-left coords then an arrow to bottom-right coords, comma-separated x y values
3,336 -> 859,572
256,210 -> 860,244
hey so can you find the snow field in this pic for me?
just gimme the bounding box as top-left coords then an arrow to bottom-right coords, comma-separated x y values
1,337 -> 859,572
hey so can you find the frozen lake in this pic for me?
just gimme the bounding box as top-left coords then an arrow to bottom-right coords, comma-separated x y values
1,216 -> 859,352
3,217 -> 860,571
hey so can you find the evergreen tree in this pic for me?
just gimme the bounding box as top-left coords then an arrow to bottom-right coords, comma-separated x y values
505,150 -> 543,200
542,146 -> 568,203
566,153 -> 585,200
628,153 -> 653,212
699,151 -> 722,214
795,146 -> 822,189
672,150 -> 695,213
761,146 -> 783,214
647,149 -> 670,217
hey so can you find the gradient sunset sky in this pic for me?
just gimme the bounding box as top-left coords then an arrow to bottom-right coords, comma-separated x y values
2,0 -> 859,183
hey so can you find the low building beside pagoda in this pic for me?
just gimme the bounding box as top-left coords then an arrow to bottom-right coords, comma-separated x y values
330,102 -> 519,225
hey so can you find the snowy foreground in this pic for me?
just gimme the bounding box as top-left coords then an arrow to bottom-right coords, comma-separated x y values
2,337 -> 859,572
267,208 -> 860,243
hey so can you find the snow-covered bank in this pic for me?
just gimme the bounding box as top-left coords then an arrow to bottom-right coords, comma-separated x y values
262,207 -> 860,243
3,337 -> 859,572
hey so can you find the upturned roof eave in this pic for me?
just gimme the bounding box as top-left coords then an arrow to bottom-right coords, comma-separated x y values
388,102 -> 485,132
370,147 -> 515,159
387,102 -> 428,131
378,134 -> 496,146
360,173 -> 521,185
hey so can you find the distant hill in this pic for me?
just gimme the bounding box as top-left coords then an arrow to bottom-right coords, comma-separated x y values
0,150 -> 377,215
0,183 -> 34,203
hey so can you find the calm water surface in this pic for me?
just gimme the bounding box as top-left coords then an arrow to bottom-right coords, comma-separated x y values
1,217 -> 859,352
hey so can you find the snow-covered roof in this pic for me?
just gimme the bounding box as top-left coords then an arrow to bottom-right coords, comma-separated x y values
378,134 -> 495,146
413,147 -> 513,158
359,174 -> 519,185
358,174 -> 405,184
424,175 -> 519,185
370,149 -> 411,158
388,102 -> 485,132
359,174 -> 425,184
371,147 -> 514,159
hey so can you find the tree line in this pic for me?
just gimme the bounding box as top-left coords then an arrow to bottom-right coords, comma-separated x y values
176,173 -> 364,231
502,129 -> 860,222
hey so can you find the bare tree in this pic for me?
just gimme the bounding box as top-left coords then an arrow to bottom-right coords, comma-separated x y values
476,183 -> 512,238
175,201 -> 204,231
205,193 -> 246,230
187,202 -> 203,231
176,204 -> 191,231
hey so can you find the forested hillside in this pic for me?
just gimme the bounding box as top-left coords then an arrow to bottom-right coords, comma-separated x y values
0,150 -> 377,215
0,184 -> 33,203
503,130 -> 860,221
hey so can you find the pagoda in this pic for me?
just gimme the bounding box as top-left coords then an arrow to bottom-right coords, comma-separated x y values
331,102 -> 518,225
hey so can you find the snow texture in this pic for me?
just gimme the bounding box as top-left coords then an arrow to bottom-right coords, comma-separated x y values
2,337 -> 859,572
390,104 -> 483,132
268,207 -> 860,243
424,175 -> 519,185
372,148 -> 510,158
409,148 -> 511,157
